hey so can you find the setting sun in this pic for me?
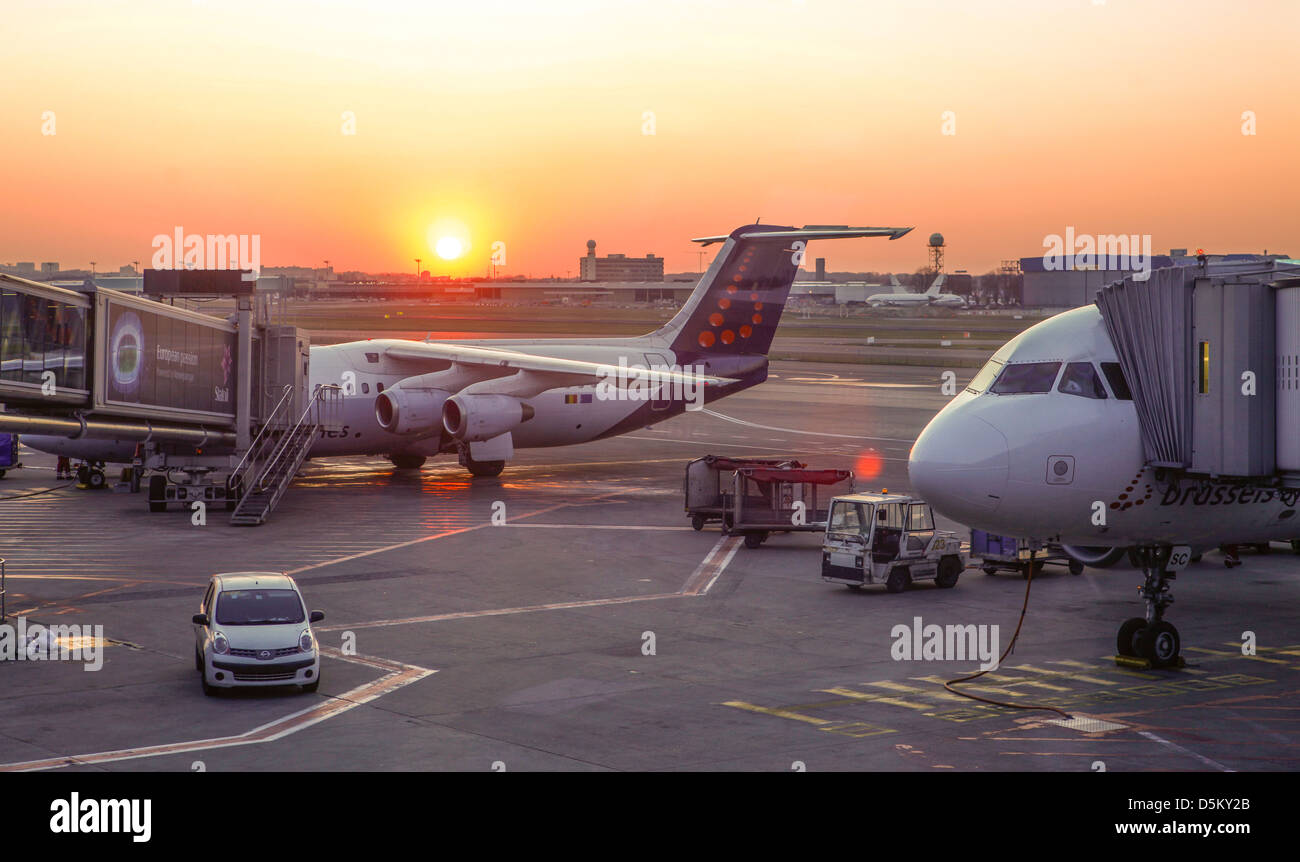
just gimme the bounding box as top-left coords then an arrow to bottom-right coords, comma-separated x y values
435,236 -> 464,260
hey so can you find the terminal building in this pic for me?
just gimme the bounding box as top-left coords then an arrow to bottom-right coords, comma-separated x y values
579,240 -> 664,282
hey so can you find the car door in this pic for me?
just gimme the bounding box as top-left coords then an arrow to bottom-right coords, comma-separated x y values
195,580 -> 215,652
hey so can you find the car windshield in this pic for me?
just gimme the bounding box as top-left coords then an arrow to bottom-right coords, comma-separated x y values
990,361 -> 1061,394
216,589 -> 305,625
828,502 -> 868,537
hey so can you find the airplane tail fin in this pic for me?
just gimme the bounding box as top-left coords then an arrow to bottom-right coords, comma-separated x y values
925,273 -> 946,296
889,274 -> 906,293
656,224 -> 911,357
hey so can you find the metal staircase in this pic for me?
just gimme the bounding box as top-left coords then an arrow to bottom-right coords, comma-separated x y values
229,384 -> 341,526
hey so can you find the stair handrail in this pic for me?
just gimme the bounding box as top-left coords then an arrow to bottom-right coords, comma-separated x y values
249,384 -> 342,492
230,384 -> 295,486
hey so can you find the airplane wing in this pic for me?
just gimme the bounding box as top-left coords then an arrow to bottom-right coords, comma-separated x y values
382,341 -> 738,393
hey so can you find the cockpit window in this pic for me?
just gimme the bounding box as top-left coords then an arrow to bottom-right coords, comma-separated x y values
990,362 -> 1061,394
1057,362 -> 1107,399
965,359 -> 1003,394
1100,362 -> 1133,400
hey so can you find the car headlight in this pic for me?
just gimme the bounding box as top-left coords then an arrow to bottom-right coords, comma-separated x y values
212,632 -> 229,655
299,630 -> 314,652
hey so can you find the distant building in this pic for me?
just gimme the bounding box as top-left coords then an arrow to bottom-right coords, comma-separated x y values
15,262 -> 36,275
41,262 -> 59,275
579,240 -> 664,282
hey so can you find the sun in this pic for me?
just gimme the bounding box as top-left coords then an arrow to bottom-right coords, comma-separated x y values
435,236 -> 464,260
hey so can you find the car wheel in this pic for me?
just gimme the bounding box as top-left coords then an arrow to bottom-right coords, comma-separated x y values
201,673 -> 218,697
886,566 -> 910,594
690,514 -> 705,531
303,676 -> 320,694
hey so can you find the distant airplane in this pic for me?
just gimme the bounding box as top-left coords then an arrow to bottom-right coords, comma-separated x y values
25,223 -> 913,478
866,274 -> 965,308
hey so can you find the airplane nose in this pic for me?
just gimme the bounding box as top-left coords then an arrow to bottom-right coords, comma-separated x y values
908,409 -> 1009,521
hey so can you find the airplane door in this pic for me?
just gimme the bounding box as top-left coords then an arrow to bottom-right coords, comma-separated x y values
644,352 -> 671,411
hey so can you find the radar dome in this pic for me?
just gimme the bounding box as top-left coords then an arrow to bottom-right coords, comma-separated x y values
928,233 -> 945,247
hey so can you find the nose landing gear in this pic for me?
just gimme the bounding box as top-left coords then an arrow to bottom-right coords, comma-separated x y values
1116,546 -> 1183,668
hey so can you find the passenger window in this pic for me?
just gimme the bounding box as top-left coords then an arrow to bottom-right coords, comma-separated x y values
1100,362 -> 1133,400
1057,362 -> 1107,399
990,362 -> 1061,394
376,382 -> 385,393
965,359 -> 1003,394
362,382 -> 370,394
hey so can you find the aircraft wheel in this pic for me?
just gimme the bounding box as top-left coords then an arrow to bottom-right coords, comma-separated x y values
1137,621 -> 1180,668
389,454 -> 427,470
1068,559 -> 1085,576
935,556 -> 961,588
1116,617 -> 1146,658
690,514 -> 705,531
885,566 -> 910,594
466,458 -> 504,478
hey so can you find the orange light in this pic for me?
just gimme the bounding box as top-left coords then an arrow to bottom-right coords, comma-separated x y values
750,292 -> 759,301
855,450 -> 884,480
752,313 -> 762,324
753,301 -> 763,310
726,285 -> 737,294
732,275 -> 743,283
718,297 -> 731,309
739,324 -> 752,338
720,329 -> 735,344
698,331 -> 716,348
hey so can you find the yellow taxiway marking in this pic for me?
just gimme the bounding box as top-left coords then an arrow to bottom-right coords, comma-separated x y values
1186,647 -> 1292,665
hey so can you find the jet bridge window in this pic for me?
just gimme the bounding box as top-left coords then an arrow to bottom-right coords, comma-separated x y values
1057,362 -> 1107,399
990,362 -> 1061,394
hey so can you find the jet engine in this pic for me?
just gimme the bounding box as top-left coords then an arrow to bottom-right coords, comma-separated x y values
442,394 -> 535,442
375,384 -> 452,436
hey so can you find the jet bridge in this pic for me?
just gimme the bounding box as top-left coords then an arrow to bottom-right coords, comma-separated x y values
1095,259 -> 1300,485
0,270 -> 335,523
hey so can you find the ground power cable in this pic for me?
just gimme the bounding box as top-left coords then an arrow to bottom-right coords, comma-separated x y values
943,554 -> 1073,719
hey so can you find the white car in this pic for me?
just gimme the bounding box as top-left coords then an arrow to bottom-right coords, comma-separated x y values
192,572 -> 324,696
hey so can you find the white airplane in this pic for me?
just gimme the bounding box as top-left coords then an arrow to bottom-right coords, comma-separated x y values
907,282 -> 1300,668
25,223 -> 913,476
866,273 -> 965,308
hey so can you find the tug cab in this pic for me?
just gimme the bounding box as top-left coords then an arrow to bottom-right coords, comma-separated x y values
821,493 -> 966,592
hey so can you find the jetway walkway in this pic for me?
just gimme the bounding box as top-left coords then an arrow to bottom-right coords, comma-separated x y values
1,270 -> 334,524
1095,258 -> 1300,484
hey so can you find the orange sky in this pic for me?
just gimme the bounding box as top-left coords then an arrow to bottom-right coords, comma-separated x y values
2,0 -> 1298,277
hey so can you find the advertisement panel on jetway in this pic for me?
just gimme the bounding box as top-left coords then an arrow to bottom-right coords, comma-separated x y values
94,293 -> 238,424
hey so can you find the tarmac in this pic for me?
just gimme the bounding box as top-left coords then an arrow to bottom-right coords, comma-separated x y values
1,360 -> 1297,772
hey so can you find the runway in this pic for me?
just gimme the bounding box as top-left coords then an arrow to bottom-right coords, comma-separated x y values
1,360 -> 1298,772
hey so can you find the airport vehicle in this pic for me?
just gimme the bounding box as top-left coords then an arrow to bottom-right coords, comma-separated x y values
971,529 -> 1083,576
191,572 -> 324,695
908,260 -> 1300,666
0,433 -> 18,478
24,223 -> 913,480
821,492 -> 966,591
866,274 -> 965,308
683,455 -> 802,531
723,464 -> 853,548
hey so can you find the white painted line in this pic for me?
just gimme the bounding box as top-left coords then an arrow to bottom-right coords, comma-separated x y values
701,408 -> 916,444
0,649 -> 435,772
1137,730 -> 1235,772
